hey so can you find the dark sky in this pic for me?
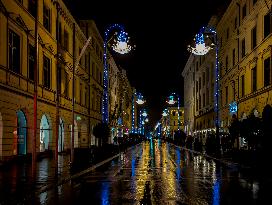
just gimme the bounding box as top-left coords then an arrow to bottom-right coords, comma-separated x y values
64,0 -> 230,127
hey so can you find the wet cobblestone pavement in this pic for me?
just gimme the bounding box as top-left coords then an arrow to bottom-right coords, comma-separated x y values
36,140 -> 272,204
1,140 -> 272,204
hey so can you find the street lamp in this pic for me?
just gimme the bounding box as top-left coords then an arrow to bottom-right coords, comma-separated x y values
166,93 -> 181,131
135,92 -> 145,105
131,92 -> 145,133
166,93 -> 181,141
162,108 -> 170,138
139,109 -> 148,135
188,26 -> 220,154
102,24 -> 133,124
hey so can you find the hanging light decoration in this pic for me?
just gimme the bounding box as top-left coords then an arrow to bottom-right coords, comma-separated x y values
103,24 -> 134,124
112,31 -> 133,54
145,118 -> 149,122
142,110 -> 147,117
167,95 -> 176,105
136,92 -> 145,105
187,31 -> 211,56
162,109 -> 168,117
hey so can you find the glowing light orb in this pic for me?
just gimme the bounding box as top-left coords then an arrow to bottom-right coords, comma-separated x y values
142,111 -> 147,117
136,99 -> 145,105
162,109 -> 168,116
167,95 -> 176,105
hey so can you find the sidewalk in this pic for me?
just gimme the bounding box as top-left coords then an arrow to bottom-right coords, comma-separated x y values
0,153 -> 72,204
0,143 -> 139,204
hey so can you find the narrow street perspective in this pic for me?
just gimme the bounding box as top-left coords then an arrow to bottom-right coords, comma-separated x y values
33,140 -> 271,204
0,0 -> 272,204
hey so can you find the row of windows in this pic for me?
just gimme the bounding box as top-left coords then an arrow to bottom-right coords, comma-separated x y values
222,56 -> 271,105
195,55 -> 206,71
8,29 -> 96,108
172,121 -> 184,126
221,0 -> 262,46
222,13 -> 271,74
196,88 -> 213,112
195,62 -> 214,93
8,26 -> 103,85
195,118 -> 214,130
18,0 -> 104,70
171,111 -> 183,117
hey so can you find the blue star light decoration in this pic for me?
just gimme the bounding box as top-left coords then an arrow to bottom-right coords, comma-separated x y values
229,102 -> 237,114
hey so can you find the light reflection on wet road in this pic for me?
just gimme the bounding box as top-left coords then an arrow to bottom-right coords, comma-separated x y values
36,140 -> 271,205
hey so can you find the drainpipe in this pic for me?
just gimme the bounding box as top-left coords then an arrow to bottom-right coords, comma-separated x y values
55,1 -> 60,177
236,2 -> 241,150
32,0 -> 39,180
236,2 -> 240,118
71,23 -> 75,165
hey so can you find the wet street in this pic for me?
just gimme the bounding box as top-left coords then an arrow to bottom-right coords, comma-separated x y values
30,139 -> 271,205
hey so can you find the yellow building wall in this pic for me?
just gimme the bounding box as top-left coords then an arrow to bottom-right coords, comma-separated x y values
0,0 -> 107,160
218,0 -> 272,129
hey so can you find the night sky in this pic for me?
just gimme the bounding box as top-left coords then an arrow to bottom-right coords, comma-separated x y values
64,0 -> 230,127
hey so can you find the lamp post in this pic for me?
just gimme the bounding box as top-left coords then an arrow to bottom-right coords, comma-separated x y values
166,93 -> 181,132
187,26 -> 221,154
162,108 -> 170,138
132,92 -> 145,133
141,109 -> 148,135
102,24 -> 133,124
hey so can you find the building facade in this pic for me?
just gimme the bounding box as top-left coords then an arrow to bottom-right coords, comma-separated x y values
218,0 -> 271,131
160,106 -> 184,139
0,0 -> 136,162
182,0 -> 271,148
108,54 -> 120,143
182,17 -> 218,138
182,54 -> 195,136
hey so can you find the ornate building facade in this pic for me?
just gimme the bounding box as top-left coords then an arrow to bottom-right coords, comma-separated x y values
218,0 -> 271,131
182,17 -> 218,137
0,0 -> 136,162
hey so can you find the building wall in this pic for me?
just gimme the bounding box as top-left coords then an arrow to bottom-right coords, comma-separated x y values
182,16 -> 217,136
217,0 -> 272,130
0,0 -> 121,161
182,0 -> 271,136
78,20 -> 104,145
108,54 -> 120,142
168,107 -> 184,137
182,54 -> 195,135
